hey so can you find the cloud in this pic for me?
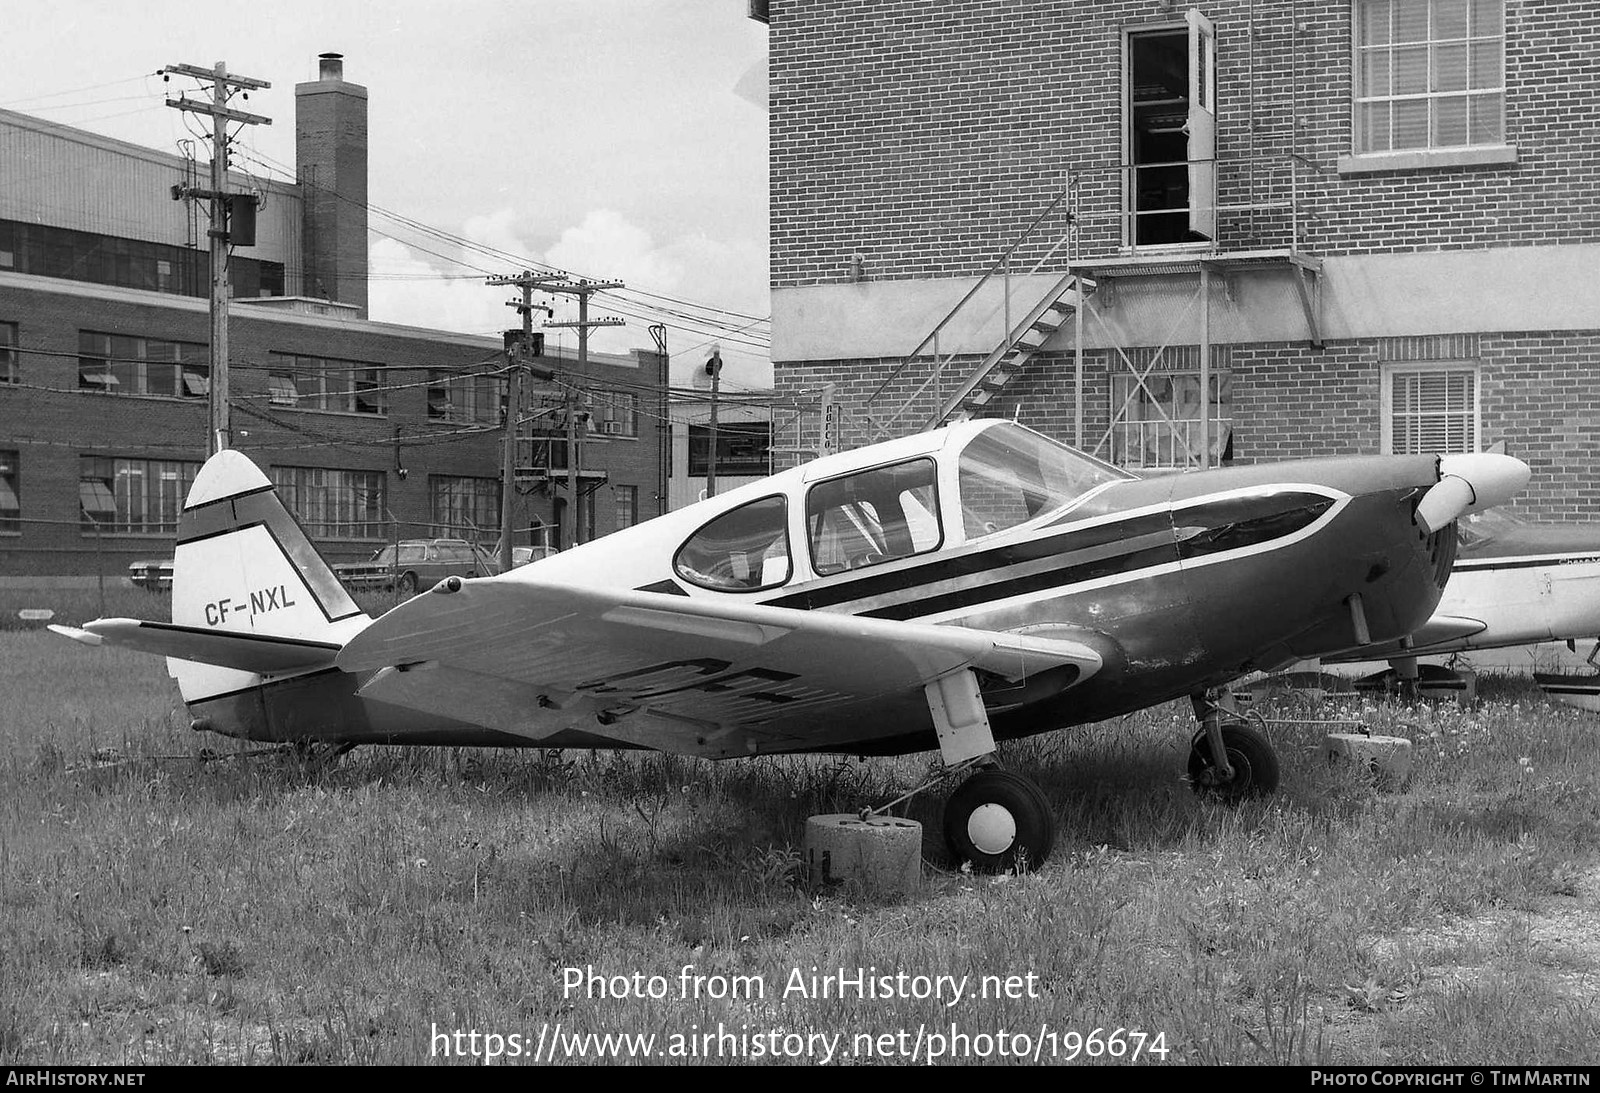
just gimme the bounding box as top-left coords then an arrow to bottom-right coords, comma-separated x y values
366,206 -> 771,387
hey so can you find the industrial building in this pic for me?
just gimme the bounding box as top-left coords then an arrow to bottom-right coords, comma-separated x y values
0,54 -> 665,579
763,1 -> 1598,520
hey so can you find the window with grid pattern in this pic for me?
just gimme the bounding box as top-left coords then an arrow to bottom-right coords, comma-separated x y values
271,466 -> 387,538
78,331 -> 208,398
267,355 -> 387,415
0,450 -> 18,534
0,322 -> 16,384
430,475 -> 500,538
79,456 -> 201,534
1354,0 -> 1505,154
1383,364 -> 1479,454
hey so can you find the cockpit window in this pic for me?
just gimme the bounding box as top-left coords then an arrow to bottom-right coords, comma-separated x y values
674,495 -> 792,592
806,458 -> 942,576
958,423 -> 1131,539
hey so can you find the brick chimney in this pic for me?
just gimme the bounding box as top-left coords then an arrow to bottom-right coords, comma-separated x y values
295,52 -> 368,318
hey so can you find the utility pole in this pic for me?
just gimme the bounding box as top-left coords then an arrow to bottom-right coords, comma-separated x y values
543,278 -> 624,546
704,347 -> 723,498
648,323 -> 669,518
163,62 -> 271,455
487,271 -> 560,562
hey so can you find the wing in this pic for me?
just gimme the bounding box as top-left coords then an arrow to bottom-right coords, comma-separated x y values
334,578 -> 1103,758
50,620 -> 340,674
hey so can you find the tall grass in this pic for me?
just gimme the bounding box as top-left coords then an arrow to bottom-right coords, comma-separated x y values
2,633 -> 1598,1064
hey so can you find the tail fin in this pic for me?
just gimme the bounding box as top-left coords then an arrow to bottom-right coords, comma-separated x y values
168,450 -> 371,703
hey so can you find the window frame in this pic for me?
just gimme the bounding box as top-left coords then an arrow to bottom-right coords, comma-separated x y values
0,322 -> 16,385
804,457 -> 944,578
271,465 -> 389,540
673,494 -> 793,593
77,331 -> 209,400
267,354 -> 389,416
1342,0 -> 1515,173
1380,360 -> 1481,455
0,449 -> 19,534
1107,368 -> 1233,471
78,455 -> 201,535
429,474 -> 501,539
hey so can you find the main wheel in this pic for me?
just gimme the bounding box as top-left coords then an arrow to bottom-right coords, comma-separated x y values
1188,720 -> 1280,802
943,769 -> 1055,873
397,571 -> 418,595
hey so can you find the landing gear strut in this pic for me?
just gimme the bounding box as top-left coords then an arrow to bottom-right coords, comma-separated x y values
942,766 -> 1055,874
1187,690 -> 1280,802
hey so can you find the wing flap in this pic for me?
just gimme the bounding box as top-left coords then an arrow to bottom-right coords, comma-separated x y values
50,619 -> 340,674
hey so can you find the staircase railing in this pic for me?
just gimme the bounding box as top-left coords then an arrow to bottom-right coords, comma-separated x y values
862,187 -> 1077,440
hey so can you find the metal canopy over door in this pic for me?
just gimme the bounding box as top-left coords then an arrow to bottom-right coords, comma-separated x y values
1185,9 -> 1218,241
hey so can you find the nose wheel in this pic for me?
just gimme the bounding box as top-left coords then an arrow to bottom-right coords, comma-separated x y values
943,768 -> 1055,873
1187,719 -> 1280,801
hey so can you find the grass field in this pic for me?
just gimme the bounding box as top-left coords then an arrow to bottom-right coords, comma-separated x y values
2,628 -> 1599,1065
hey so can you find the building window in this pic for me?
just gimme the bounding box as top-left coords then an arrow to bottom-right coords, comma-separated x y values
78,331 -> 209,398
79,456 -> 200,534
267,355 -> 387,415
272,466 -> 387,538
687,422 -> 772,477
594,390 -> 639,437
1108,370 -> 1232,470
1354,0 -> 1505,154
614,485 -> 637,531
579,489 -> 597,544
430,475 -> 500,539
427,369 -> 504,425
0,322 -> 16,384
0,450 -> 18,534
1382,363 -> 1479,454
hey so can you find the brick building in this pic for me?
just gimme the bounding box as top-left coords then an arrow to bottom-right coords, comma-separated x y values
764,1 -> 1600,519
0,55 -> 665,578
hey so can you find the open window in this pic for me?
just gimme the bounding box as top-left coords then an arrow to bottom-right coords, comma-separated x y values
1125,9 -> 1216,246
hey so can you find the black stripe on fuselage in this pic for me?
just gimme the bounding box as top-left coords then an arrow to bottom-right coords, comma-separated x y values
1453,555 -> 1600,573
767,491 -> 1335,621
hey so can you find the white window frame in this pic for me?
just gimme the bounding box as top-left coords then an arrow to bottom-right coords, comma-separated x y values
1107,368 -> 1233,471
1380,361 -> 1481,455
1341,0 -> 1515,174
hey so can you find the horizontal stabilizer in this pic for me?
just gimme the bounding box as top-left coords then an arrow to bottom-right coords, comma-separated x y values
50,619 -> 341,674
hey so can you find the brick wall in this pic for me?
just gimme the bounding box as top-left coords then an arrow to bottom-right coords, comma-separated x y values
771,0 -> 1600,286
774,329 -> 1600,520
0,284 -> 665,576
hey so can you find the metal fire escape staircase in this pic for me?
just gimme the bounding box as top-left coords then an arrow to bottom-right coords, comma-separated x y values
864,191 -> 1091,441
863,152 -> 1326,460
933,271 -> 1090,427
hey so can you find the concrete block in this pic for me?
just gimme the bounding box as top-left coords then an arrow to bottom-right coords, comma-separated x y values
804,813 -> 922,895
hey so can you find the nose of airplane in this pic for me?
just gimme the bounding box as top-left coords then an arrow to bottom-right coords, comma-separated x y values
1414,452 -> 1532,534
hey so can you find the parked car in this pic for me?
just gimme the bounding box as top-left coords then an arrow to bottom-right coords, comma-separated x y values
334,539 -> 491,594
127,558 -> 173,592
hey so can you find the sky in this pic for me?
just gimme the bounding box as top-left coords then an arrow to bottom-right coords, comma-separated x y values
1,0 -> 773,390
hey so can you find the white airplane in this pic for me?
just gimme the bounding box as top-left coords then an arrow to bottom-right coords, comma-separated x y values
1326,508 -> 1600,706
51,420 -> 1529,871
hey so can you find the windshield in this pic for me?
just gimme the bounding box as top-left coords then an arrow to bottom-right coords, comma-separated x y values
957,423 -> 1131,539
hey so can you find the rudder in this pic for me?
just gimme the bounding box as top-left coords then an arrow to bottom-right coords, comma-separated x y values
169,450 -> 371,703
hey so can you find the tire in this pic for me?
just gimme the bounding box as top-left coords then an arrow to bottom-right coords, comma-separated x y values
396,571 -> 418,595
1188,721 -> 1281,802
943,769 -> 1056,873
